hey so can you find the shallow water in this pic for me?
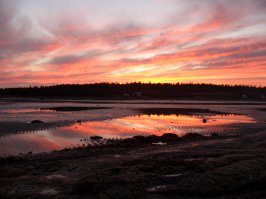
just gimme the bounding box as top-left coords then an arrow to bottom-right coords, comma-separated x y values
1,100 -> 265,155
0,113 -> 257,156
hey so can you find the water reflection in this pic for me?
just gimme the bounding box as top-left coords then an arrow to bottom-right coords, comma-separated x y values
0,114 -> 257,156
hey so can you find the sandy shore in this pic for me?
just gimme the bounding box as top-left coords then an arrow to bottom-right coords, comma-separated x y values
0,128 -> 266,198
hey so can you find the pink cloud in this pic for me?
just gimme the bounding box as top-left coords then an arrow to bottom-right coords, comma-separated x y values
0,0 -> 265,87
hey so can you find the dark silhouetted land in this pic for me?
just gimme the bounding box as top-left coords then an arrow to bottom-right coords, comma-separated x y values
0,83 -> 265,100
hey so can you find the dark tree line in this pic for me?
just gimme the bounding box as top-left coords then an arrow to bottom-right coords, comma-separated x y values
0,83 -> 265,100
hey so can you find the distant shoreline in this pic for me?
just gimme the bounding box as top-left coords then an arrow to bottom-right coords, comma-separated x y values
1,97 -> 266,105
1,83 -> 265,100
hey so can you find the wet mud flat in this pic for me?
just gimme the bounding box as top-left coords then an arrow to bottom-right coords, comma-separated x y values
0,106 -> 260,156
0,121 -> 76,137
1,129 -> 266,199
0,103 -> 266,198
0,107 -> 135,137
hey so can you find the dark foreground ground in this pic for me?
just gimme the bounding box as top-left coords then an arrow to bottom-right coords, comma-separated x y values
0,129 -> 266,199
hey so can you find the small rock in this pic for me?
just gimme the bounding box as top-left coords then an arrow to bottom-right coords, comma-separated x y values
146,135 -> 160,142
46,174 -> 75,184
30,120 -> 44,123
147,185 -> 167,193
46,174 -> 69,180
161,133 -> 179,141
152,142 -> 167,145
90,136 -> 103,141
132,135 -> 147,142
40,188 -> 59,196
164,173 -> 183,178
121,138 -> 136,144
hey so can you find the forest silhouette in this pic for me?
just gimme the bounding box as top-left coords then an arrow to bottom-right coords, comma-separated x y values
0,83 -> 265,100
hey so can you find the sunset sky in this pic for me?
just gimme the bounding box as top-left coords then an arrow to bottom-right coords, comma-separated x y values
0,0 -> 266,87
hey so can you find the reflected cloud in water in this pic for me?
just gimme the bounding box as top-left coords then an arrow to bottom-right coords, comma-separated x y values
0,113 -> 257,156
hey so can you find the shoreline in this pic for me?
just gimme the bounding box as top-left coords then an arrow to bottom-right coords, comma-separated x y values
1,130 -> 266,198
1,97 -> 266,105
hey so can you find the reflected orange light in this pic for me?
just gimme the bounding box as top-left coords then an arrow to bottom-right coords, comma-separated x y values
0,113 -> 257,155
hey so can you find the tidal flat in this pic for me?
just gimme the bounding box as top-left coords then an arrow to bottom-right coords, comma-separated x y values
0,99 -> 266,198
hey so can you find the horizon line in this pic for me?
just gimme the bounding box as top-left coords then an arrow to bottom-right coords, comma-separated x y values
1,82 -> 266,89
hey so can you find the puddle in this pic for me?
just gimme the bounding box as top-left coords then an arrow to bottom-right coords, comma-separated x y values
0,114 -> 257,156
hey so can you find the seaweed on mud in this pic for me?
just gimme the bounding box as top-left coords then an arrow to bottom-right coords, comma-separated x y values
137,108 -> 236,116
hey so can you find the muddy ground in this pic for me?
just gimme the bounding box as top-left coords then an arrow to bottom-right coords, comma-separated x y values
0,103 -> 266,198
0,129 -> 266,199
